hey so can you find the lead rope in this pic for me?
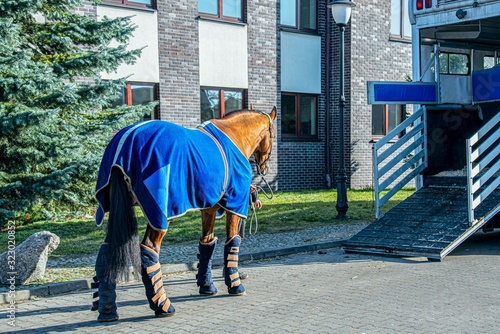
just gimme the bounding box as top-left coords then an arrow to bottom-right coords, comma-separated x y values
248,166 -> 275,235
256,161 -> 274,200
248,200 -> 258,235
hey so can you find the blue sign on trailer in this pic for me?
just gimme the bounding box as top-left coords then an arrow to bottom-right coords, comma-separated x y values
472,66 -> 500,103
367,81 -> 437,105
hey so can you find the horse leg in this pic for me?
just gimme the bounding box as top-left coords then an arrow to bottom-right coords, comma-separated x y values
224,213 -> 246,296
197,207 -> 219,295
140,225 -> 176,317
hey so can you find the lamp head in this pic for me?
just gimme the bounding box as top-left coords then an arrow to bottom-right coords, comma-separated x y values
328,0 -> 356,26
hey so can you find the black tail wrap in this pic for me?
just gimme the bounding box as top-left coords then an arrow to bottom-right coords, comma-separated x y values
94,243 -> 119,321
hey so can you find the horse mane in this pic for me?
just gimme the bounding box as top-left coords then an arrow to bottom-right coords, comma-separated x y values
222,109 -> 263,119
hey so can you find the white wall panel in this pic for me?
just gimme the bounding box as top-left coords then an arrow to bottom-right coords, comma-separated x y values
281,31 -> 321,94
199,20 -> 248,89
98,6 -> 159,83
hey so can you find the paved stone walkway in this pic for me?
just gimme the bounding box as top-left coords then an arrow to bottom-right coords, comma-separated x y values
2,230 -> 500,333
40,222 -> 370,284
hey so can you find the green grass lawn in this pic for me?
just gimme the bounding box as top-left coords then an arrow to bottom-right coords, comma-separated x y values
0,188 -> 413,258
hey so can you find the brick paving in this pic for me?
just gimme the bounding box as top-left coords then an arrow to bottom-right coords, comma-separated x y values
2,230 -> 500,333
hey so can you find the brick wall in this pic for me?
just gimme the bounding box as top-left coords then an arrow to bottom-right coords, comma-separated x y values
75,1 -> 95,15
156,1 -> 200,126
247,0 -> 279,189
91,0 -> 414,192
349,0 -> 413,189
278,1 -> 329,191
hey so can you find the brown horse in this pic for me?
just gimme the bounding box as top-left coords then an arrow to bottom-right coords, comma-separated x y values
92,107 -> 276,322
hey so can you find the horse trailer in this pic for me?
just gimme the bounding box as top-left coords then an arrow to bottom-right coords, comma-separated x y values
344,0 -> 500,260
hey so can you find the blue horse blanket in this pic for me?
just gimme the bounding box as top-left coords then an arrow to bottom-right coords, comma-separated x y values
95,120 -> 252,231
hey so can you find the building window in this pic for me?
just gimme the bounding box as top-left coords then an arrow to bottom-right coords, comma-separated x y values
390,0 -> 411,39
280,0 -> 317,31
111,82 -> 159,120
431,52 -> 470,75
281,93 -> 318,139
198,0 -> 243,22
372,104 -> 405,139
200,88 -> 246,123
103,0 -> 156,9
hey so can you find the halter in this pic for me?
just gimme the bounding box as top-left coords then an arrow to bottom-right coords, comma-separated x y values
254,110 -> 275,175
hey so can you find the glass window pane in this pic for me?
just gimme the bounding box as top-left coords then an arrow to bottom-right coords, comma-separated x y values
280,0 -> 296,27
299,95 -> 316,136
372,105 -> 385,136
390,0 -> 401,35
131,84 -> 155,120
129,0 -> 152,5
300,0 -> 316,30
449,54 -> 469,75
223,0 -> 241,19
131,84 -> 154,106
111,86 -> 126,108
439,53 -> 449,74
403,3 -> 412,37
224,90 -> 243,113
387,105 -> 402,133
201,89 -> 220,122
281,95 -> 297,135
483,56 -> 500,69
199,0 -> 218,15
484,56 -> 495,70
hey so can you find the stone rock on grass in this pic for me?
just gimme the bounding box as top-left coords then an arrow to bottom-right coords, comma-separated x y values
0,231 -> 60,285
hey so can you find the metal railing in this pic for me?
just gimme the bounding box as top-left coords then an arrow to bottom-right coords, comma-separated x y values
373,106 -> 428,218
466,111 -> 500,223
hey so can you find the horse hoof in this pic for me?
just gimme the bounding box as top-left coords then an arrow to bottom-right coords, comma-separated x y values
155,304 -> 176,318
97,312 -> 119,322
228,285 -> 246,296
199,284 -> 218,296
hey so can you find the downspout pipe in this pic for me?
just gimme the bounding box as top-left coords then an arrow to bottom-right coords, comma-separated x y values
325,7 -> 332,188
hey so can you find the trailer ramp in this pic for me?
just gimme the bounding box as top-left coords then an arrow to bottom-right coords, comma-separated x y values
343,176 -> 500,260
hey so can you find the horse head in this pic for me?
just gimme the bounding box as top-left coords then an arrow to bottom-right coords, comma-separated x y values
253,107 -> 277,176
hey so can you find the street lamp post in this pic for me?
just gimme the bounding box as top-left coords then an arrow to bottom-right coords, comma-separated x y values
328,0 -> 355,219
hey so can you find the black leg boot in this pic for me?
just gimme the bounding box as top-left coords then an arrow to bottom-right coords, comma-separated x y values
94,243 -> 119,322
140,245 -> 175,317
224,236 -> 246,296
197,238 -> 218,296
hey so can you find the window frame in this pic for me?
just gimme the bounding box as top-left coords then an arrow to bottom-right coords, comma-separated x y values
281,92 -> 319,141
390,0 -> 411,41
280,0 -> 318,33
113,82 -> 159,119
430,51 -> 471,76
200,87 -> 247,122
102,0 -> 157,9
372,104 -> 405,141
198,0 -> 244,23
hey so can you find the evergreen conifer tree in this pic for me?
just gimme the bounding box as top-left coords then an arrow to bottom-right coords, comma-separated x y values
0,0 -> 155,225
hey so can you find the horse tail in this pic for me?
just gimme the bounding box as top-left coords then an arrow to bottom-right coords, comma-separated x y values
104,168 -> 141,282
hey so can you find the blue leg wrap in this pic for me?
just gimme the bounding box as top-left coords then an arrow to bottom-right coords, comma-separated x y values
140,245 -> 175,317
94,243 -> 119,322
224,236 -> 246,295
196,238 -> 218,296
